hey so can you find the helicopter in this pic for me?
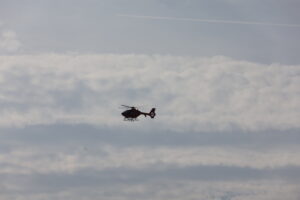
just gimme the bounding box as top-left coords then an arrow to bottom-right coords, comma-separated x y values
120,105 -> 156,121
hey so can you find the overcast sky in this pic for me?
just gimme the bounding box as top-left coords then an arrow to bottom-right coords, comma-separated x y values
0,0 -> 300,200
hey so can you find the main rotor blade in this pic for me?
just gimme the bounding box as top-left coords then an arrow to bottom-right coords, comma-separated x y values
121,105 -> 131,108
121,105 -> 136,109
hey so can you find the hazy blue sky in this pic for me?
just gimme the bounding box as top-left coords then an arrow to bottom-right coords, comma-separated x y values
1,0 -> 300,63
0,0 -> 300,199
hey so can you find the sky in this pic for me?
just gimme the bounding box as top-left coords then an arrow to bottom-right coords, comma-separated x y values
0,0 -> 300,199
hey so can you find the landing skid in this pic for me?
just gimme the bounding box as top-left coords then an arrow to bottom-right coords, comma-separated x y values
124,118 -> 138,122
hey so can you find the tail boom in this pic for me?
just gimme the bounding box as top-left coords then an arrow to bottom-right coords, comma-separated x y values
141,108 -> 156,118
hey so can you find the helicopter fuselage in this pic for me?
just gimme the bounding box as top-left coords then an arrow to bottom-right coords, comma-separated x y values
122,108 -> 145,119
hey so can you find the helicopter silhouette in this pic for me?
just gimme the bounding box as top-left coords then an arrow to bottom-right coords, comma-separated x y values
121,105 -> 156,121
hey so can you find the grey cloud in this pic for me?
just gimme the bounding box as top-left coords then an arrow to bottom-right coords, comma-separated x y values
2,124 -> 300,149
0,165 -> 299,200
34,165 -> 300,182
1,126 -> 300,173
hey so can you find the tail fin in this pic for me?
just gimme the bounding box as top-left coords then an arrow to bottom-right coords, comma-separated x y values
149,108 -> 156,118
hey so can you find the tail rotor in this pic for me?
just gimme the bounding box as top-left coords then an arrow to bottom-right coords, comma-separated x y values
149,108 -> 156,118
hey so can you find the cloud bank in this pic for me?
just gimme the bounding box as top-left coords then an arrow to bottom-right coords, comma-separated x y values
1,142 -> 300,200
0,53 -> 299,200
0,54 -> 299,131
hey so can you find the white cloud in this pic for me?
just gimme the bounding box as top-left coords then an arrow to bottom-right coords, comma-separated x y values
0,54 -> 299,131
0,29 -> 21,52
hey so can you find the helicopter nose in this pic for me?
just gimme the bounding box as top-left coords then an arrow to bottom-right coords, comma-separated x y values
121,111 -> 126,117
